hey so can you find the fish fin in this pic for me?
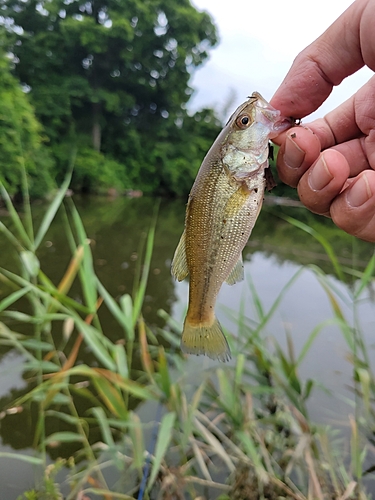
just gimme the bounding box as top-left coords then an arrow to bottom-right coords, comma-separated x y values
265,164 -> 277,191
226,255 -> 244,285
171,230 -> 189,281
181,318 -> 231,362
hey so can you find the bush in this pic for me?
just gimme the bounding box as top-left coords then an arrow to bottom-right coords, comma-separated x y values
0,52 -> 54,198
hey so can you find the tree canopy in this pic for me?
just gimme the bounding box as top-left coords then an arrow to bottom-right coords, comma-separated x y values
1,0 -> 222,196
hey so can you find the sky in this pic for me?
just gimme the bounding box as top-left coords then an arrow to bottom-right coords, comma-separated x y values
188,0 -> 373,121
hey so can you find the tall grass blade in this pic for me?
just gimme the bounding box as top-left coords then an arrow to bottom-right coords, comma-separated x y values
247,274 -> 265,320
296,319 -> 338,366
133,204 -> 159,323
97,279 -> 134,339
251,268 -> 304,337
0,286 -> 31,312
69,202 -> 97,312
0,453 -> 43,465
236,430 -> 268,482
0,184 -> 32,249
190,437 -> 212,481
281,214 -> 344,281
75,319 -> 116,370
147,411 -> 176,491
20,250 -> 40,277
20,156 -> 34,242
129,412 -> 145,472
354,251 -> 375,299
0,221 -> 24,251
91,407 -> 115,447
114,343 -> 129,379
139,317 -> 154,380
34,172 -> 73,249
132,227 -> 155,324
91,377 -> 128,419
44,432 -> 85,444
56,245 -> 84,296
120,294 -> 135,340
194,417 -> 235,473
157,347 -> 171,398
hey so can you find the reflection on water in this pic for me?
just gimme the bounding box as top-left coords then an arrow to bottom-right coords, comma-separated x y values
173,252 -> 375,424
0,195 -> 374,497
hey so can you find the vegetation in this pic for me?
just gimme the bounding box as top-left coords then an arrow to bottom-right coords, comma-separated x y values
0,47 -> 54,197
0,169 -> 375,499
0,0 -> 222,196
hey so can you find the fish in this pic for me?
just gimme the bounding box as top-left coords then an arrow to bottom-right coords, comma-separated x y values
171,92 -> 292,362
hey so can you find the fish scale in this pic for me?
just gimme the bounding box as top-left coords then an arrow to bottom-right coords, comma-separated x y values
171,92 -> 292,361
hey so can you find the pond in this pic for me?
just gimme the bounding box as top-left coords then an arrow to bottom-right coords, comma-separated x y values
0,195 -> 374,498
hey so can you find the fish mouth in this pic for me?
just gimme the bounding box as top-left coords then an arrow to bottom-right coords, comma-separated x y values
258,109 -> 293,138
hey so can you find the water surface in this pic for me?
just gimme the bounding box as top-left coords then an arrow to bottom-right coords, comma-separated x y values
0,195 -> 374,497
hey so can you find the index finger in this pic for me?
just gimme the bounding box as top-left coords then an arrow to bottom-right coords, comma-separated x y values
270,0 -> 372,118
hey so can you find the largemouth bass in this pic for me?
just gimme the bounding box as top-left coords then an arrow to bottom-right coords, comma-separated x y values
171,93 -> 292,361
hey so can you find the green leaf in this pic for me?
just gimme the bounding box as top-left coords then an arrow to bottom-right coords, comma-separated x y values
251,268 -> 304,338
304,379 -> 314,400
91,407 -> 115,447
119,294 -> 135,341
235,353 -> 245,388
0,286 -> 31,312
0,452 -> 43,465
158,348 -> 171,398
20,250 -> 40,277
128,412 -> 145,471
147,412 -> 176,491
236,430 -> 266,479
217,368 -> 235,412
20,339 -> 53,351
45,410 -> 84,427
0,184 -> 32,249
34,172 -> 72,250
297,319 -> 338,366
69,202 -> 97,311
354,252 -> 375,299
0,221 -> 24,251
92,376 -> 128,419
114,343 -> 129,379
24,360 -> 60,373
133,213 -> 158,323
281,214 -> 344,281
75,318 -> 116,370
44,432 -> 85,445
97,280 -> 133,340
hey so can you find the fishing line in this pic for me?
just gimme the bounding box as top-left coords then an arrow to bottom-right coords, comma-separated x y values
137,401 -> 163,500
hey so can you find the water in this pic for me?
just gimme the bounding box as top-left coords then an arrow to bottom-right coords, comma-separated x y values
0,195 -> 374,497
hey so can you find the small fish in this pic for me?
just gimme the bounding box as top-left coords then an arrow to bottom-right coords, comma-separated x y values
171,92 -> 292,361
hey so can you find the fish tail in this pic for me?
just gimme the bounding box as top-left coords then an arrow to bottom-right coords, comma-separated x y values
181,318 -> 231,362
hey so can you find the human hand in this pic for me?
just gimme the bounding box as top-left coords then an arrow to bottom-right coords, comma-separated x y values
270,0 -> 375,242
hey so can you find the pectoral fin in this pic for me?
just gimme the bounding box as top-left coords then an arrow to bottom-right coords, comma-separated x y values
226,255 -> 244,285
171,230 -> 189,281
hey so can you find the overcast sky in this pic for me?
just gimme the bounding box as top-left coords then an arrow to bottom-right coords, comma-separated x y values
188,0 -> 373,121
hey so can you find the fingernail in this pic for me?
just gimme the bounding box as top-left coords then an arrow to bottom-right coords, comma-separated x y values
347,173 -> 372,207
308,154 -> 333,191
284,134 -> 305,169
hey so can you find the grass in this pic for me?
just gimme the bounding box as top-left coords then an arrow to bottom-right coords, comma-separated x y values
0,172 -> 374,499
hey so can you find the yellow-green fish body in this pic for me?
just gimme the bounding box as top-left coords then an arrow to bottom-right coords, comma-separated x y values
172,93 -> 291,361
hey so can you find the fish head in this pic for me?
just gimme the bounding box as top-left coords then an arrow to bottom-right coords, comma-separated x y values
221,92 -> 292,179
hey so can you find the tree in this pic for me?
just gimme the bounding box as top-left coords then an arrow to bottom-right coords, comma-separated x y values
0,37 -> 53,197
1,0 -> 219,194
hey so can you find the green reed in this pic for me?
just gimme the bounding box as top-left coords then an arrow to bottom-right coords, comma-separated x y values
0,172 -> 374,499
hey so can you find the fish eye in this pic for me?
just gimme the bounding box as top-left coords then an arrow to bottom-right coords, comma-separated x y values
236,114 -> 251,129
